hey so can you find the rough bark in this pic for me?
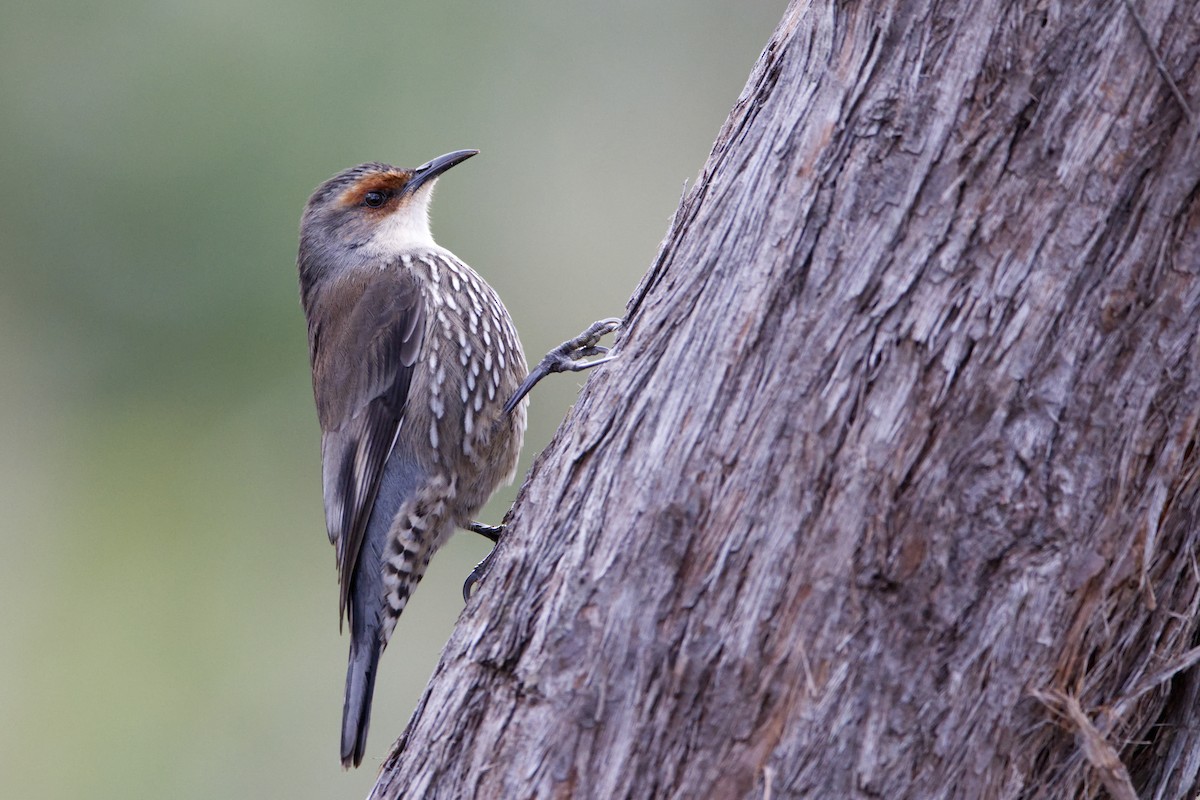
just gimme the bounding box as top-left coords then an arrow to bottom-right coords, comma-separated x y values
370,1 -> 1200,797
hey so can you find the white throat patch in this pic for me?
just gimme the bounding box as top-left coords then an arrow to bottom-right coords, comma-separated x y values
367,183 -> 437,253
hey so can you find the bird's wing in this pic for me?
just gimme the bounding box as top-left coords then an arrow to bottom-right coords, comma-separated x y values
312,268 -> 425,627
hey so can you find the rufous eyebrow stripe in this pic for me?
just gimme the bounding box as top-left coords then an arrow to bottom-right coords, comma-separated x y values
337,172 -> 411,208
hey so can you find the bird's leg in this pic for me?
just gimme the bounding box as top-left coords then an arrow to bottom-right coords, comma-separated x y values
470,317 -> 621,600
467,521 -> 504,543
503,317 -> 622,414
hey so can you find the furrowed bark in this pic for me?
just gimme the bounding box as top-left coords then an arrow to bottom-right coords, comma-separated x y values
370,1 -> 1200,797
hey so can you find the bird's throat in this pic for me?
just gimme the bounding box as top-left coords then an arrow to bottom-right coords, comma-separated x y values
364,190 -> 436,255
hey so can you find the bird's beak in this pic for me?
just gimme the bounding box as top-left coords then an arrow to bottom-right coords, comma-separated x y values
406,149 -> 479,194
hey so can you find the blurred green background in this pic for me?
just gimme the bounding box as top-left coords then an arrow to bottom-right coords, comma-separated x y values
0,2 -> 782,797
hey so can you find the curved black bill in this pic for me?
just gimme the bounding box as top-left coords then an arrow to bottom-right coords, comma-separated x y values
406,149 -> 478,193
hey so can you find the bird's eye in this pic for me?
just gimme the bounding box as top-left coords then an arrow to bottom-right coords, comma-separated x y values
363,191 -> 387,208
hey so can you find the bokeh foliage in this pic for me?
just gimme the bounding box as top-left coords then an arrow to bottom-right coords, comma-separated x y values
0,2 -> 782,797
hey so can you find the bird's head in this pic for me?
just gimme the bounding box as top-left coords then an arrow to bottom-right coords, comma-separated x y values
299,149 -> 478,284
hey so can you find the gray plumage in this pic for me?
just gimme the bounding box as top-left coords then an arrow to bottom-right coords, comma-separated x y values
297,151 -> 527,768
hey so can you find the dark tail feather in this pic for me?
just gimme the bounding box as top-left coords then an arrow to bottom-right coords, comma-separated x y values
341,637 -> 381,768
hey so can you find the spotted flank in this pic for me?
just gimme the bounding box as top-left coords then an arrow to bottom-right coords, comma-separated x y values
380,477 -> 454,643
362,249 -> 529,642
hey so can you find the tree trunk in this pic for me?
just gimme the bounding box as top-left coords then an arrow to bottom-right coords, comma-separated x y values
370,1 -> 1200,797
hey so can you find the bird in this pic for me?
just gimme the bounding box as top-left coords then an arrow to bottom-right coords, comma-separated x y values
297,150 -> 531,768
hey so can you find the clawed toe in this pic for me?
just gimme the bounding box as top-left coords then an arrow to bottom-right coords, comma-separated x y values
462,549 -> 499,602
503,317 -> 623,413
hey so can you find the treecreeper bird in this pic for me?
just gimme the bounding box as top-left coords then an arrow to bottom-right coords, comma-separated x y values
297,150 -> 619,768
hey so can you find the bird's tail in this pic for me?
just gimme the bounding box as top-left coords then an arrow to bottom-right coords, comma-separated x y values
341,635 -> 381,768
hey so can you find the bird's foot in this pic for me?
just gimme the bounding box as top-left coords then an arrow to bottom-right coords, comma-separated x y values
463,548 -> 500,602
463,522 -> 505,601
467,521 -> 504,543
503,317 -> 623,413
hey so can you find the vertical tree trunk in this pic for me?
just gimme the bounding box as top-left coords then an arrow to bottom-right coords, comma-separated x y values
370,1 -> 1200,797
